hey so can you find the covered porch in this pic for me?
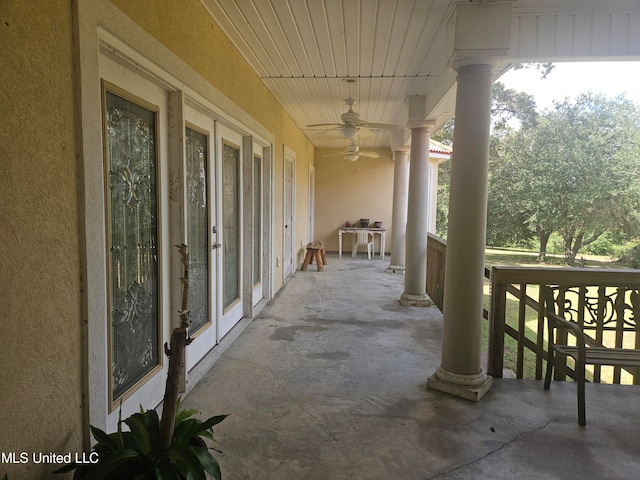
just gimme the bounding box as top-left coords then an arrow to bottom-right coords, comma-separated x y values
183,254 -> 640,479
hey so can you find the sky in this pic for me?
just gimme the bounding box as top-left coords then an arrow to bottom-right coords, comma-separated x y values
497,61 -> 640,112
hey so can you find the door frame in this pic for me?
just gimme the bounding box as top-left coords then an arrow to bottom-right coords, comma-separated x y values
99,55 -> 170,430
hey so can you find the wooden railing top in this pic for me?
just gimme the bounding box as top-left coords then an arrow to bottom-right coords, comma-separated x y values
491,265 -> 640,286
427,232 -> 446,244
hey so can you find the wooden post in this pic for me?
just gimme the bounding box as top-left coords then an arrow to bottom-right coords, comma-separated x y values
488,269 -> 506,378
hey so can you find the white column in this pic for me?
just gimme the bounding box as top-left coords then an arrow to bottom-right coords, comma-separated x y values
426,0 -> 513,402
427,62 -> 495,401
387,146 -> 410,273
400,117 -> 435,307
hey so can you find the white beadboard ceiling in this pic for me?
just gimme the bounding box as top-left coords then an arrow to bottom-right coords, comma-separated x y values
200,0 -> 640,149
202,0 -> 456,148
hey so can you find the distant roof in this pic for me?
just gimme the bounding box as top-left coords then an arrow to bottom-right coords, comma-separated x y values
429,139 -> 453,155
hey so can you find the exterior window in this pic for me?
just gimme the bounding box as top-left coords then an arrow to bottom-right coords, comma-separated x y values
103,84 -> 161,402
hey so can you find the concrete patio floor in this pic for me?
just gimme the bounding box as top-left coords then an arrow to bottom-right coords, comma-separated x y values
183,253 -> 640,480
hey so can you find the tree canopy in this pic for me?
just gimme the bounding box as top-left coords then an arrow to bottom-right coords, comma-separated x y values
435,77 -> 640,265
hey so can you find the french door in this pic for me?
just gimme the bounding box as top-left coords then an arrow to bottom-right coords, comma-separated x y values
218,124 -> 244,338
184,105 -> 217,370
284,153 -> 295,279
100,56 -> 169,422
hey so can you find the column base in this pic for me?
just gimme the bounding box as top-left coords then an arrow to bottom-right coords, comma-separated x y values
427,365 -> 493,402
386,264 -> 405,274
399,292 -> 433,307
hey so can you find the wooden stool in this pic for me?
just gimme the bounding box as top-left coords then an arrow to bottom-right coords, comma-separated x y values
301,241 -> 326,271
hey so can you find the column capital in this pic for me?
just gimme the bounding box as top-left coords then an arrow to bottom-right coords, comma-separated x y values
446,1 -> 513,71
406,119 -> 435,131
391,128 -> 411,151
450,57 -> 501,72
391,146 -> 410,155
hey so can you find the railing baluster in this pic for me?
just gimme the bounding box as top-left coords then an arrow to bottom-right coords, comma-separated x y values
633,287 -> 640,385
516,283 -> 526,379
614,286 -> 625,384
578,286 -> 586,381
595,286 -> 606,383
555,288 -> 568,381
536,284 -> 545,380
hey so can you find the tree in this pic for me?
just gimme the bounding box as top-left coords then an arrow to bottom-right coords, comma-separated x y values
434,81 -> 539,240
432,119 -> 453,237
494,93 -> 640,263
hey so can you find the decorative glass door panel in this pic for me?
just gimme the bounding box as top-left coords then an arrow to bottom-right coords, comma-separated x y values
222,142 -> 241,311
253,154 -> 262,288
218,125 -> 244,339
284,155 -> 295,279
104,86 -> 160,402
185,126 -> 209,336
252,149 -> 263,305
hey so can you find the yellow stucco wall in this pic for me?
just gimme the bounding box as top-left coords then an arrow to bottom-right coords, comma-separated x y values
110,0 -> 315,284
315,148 -> 395,254
0,0 -> 83,478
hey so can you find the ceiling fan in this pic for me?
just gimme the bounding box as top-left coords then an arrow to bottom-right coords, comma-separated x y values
306,98 -> 396,139
324,141 -> 381,162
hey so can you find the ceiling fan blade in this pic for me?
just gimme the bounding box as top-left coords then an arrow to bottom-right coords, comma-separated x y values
323,152 -> 349,157
305,123 -> 343,128
363,122 -> 397,130
357,127 -> 373,138
359,151 -> 380,158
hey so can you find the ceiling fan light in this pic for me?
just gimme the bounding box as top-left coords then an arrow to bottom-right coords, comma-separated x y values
340,125 -> 359,139
346,153 -> 360,162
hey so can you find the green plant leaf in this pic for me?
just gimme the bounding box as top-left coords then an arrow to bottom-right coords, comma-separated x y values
140,409 -> 161,453
90,425 -> 120,451
191,446 -> 222,480
124,414 -> 153,454
154,457 -> 181,480
197,414 -> 228,432
197,429 -> 215,441
165,446 -> 206,480
175,407 -> 199,424
173,418 -> 201,446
